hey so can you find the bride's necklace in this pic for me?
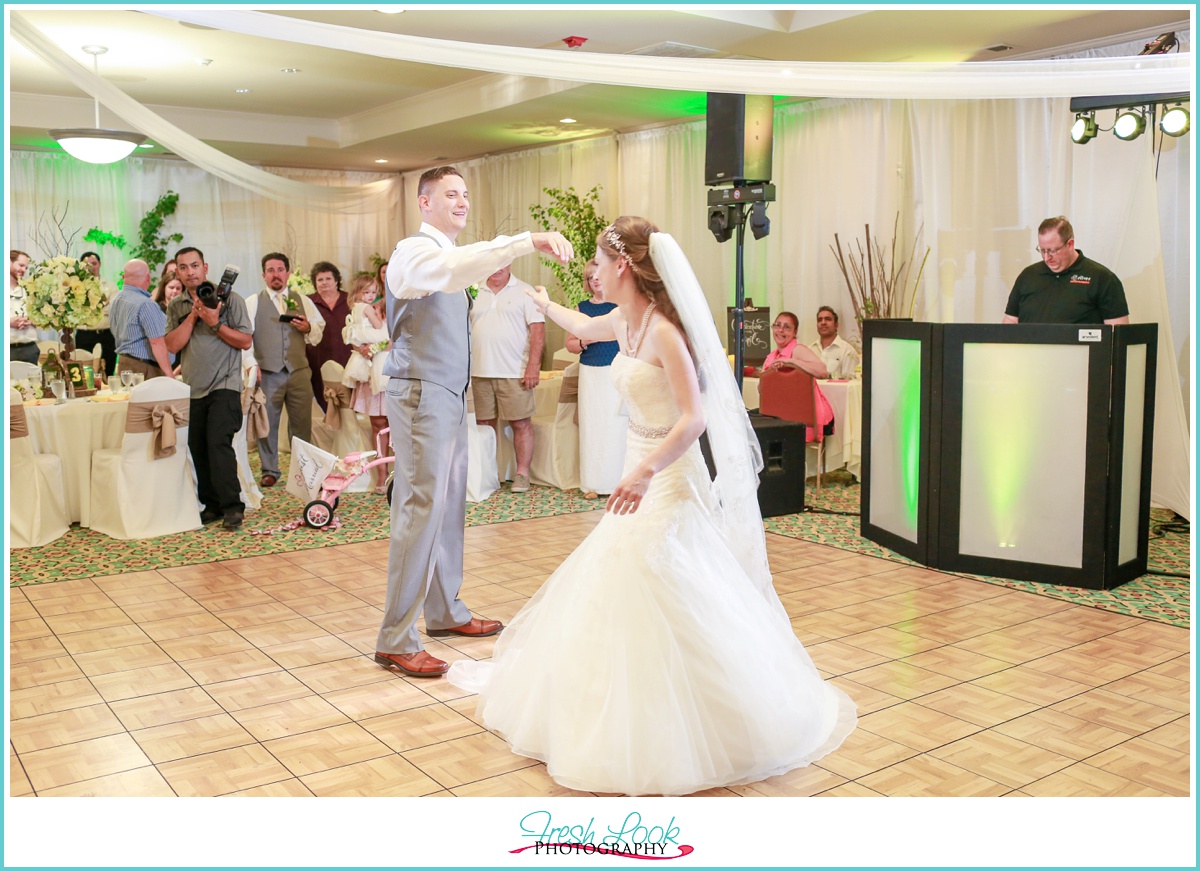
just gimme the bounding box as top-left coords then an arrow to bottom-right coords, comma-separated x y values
624,302 -> 657,358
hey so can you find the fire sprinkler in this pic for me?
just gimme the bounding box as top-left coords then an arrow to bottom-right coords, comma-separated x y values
562,36 -> 587,49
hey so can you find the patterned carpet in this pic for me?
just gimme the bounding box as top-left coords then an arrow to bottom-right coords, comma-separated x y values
10,468 -> 1190,628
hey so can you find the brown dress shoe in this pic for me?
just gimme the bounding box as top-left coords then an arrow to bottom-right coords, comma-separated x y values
373,650 -> 449,677
427,617 -> 503,638
261,474 -> 277,488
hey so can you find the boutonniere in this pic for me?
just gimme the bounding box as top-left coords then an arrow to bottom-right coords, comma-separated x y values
467,284 -> 480,299
285,295 -> 299,310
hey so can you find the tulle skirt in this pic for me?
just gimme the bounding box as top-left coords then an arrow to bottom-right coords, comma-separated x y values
448,438 -> 856,796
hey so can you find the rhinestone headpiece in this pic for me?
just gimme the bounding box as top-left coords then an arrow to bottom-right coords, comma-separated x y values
602,224 -> 638,273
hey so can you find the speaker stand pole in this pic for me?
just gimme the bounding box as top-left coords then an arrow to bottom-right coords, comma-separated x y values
733,203 -> 747,392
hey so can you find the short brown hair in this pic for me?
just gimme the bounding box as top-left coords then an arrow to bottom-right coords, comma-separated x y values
816,305 -> 838,325
10,249 -> 29,263
1038,216 -> 1074,244
418,165 -> 463,198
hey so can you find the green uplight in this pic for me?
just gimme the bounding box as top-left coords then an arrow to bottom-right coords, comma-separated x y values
892,340 -> 922,528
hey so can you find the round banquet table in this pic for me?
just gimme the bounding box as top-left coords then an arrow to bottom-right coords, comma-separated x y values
22,397 -> 129,526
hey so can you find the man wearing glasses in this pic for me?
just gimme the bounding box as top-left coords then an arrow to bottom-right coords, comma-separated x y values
1003,216 -> 1129,325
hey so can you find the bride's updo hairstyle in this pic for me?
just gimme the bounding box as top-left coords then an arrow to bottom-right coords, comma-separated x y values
596,216 -> 686,339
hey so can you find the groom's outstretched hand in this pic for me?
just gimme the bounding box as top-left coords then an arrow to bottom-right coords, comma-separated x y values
531,232 -> 574,264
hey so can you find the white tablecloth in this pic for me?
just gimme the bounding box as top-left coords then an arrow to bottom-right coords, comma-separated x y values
741,376 -> 862,479
23,398 -> 128,526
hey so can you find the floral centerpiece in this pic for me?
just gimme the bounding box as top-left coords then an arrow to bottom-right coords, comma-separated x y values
19,256 -> 108,355
14,380 -> 43,402
287,271 -> 315,296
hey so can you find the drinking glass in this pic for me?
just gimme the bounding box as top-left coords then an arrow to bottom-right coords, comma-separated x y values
130,373 -> 145,387
120,371 -> 135,394
50,379 -> 67,405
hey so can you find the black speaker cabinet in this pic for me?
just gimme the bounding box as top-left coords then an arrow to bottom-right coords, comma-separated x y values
705,93 -> 774,186
700,415 -> 806,517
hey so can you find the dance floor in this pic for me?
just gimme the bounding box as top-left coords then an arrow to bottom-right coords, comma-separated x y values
9,498 -> 1190,799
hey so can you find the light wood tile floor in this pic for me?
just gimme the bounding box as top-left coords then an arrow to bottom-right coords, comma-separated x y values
8,512 -> 1191,797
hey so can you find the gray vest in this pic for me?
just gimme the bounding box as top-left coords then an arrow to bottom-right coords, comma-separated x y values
383,233 -> 472,393
253,289 -> 309,374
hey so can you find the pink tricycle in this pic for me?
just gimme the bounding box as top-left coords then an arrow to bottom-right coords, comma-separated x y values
302,427 -> 395,528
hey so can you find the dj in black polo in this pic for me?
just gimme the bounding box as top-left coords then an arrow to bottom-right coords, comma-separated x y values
1004,215 -> 1130,325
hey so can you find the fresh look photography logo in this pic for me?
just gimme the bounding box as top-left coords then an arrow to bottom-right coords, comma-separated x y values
510,810 -> 694,860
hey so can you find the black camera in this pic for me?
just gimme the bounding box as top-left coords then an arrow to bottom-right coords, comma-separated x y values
197,265 -> 239,309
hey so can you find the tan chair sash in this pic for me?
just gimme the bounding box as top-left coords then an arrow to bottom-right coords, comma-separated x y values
558,374 -> 579,424
558,374 -> 579,405
323,383 -> 352,430
10,403 -> 29,440
242,385 -> 269,443
126,399 -> 190,459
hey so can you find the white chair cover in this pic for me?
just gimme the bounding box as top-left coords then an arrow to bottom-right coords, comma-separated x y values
8,388 -> 70,548
466,410 -> 499,503
299,360 -> 371,493
10,361 -> 41,383
89,377 -> 203,539
234,367 -> 264,510
529,362 -> 581,490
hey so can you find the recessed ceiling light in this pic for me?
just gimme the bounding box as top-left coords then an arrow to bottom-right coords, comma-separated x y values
280,68 -> 301,74
378,8 -> 405,13
234,88 -> 251,94
374,159 -> 388,164
560,118 -> 578,124
138,143 -> 154,149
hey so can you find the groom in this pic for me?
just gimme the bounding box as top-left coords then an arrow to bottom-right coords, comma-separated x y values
375,165 -> 573,677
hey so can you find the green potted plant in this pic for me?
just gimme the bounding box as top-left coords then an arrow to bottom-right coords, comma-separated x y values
528,185 -> 608,307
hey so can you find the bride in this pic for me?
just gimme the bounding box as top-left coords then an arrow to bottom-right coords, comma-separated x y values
447,216 -> 856,796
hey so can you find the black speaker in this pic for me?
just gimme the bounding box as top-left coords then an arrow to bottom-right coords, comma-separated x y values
705,93 -> 774,186
700,414 -> 806,518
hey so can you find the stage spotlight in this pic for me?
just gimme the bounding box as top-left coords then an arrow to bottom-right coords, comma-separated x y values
1113,111 -> 1146,141
1160,106 -> 1190,137
1071,113 -> 1097,144
709,206 -> 733,243
749,201 -> 770,240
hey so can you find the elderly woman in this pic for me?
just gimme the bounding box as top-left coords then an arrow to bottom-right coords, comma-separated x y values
564,258 -> 627,499
305,260 -> 353,413
343,273 -> 392,494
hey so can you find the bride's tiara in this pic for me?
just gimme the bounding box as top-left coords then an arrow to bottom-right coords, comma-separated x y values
602,225 -> 639,274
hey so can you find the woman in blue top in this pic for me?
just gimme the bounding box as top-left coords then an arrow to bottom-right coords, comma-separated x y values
564,258 -> 628,498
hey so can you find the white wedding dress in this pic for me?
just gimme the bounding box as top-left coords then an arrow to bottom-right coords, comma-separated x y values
448,353 -> 857,796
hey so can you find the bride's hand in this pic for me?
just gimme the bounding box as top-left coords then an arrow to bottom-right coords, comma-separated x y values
525,285 -> 552,314
607,468 -> 652,515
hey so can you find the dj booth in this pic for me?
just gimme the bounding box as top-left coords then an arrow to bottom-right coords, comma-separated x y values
861,321 -> 1157,590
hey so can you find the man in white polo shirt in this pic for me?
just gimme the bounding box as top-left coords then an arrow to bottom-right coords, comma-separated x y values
470,265 -> 545,493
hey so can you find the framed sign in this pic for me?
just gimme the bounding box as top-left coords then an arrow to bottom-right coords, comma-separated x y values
66,361 -> 95,391
727,306 -> 771,366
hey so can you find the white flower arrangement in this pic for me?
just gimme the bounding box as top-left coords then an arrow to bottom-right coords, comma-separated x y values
287,271 -> 315,296
19,256 -> 108,330
14,380 -> 43,402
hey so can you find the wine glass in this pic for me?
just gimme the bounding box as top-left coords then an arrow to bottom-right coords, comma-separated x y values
50,379 -> 67,405
120,371 -> 135,394
130,373 -> 145,388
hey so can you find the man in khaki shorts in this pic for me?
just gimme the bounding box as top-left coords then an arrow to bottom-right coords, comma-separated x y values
471,265 -> 545,492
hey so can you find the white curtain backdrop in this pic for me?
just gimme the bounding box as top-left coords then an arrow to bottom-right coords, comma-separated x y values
7,151 -> 402,292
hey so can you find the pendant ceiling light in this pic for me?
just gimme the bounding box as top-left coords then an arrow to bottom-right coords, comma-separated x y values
49,45 -> 145,164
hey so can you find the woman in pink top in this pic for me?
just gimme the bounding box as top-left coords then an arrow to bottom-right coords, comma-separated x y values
756,311 -> 833,443
759,311 -> 829,377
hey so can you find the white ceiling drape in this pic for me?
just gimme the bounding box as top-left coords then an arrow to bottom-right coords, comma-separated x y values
10,13 -> 400,215
146,8 -> 1192,99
